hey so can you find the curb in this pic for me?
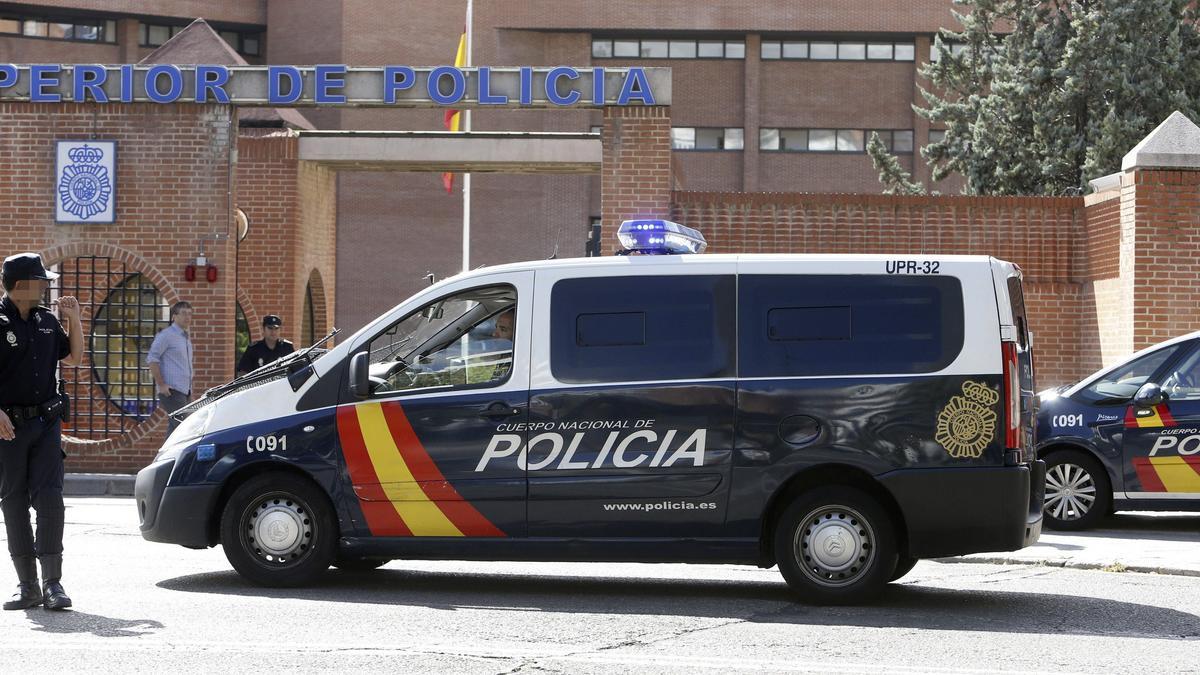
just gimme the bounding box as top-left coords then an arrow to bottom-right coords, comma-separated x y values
935,555 -> 1200,578
64,473 -> 135,497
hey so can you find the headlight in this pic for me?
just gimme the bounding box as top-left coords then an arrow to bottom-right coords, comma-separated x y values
152,404 -> 216,463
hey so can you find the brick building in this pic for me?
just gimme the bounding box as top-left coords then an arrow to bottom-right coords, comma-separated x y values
0,0 -> 968,332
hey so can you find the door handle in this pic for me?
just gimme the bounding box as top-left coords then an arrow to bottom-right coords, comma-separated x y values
478,402 -> 521,418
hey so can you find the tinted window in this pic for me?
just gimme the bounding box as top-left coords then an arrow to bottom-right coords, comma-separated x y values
739,275 -> 965,377
551,275 -> 735,383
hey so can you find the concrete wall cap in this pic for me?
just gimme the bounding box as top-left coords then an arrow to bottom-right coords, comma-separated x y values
1122,111 -> 1200,171
1088,171 -> 1122,193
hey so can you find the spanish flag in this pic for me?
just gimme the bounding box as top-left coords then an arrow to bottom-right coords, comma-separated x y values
442,27 -> 467,194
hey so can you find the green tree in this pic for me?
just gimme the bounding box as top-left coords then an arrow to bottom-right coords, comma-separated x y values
917,0 -> 1199,196
866,132 -> 925,195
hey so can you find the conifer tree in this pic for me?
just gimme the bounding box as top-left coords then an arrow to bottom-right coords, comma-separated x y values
867,132 -> 925,195
917,0 -> 1199,196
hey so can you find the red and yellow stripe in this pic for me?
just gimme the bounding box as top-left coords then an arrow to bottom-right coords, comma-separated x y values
1124,404 -> 1177,428
1132,456 -> 1200,493
336,402 -> 505,537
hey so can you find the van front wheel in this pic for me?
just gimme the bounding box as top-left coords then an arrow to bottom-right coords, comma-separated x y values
774,487 -> 898,605
219,473 -> 337,587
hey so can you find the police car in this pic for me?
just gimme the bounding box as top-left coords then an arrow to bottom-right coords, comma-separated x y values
134,220 -> 1043,604
1036,332 -> 1200,530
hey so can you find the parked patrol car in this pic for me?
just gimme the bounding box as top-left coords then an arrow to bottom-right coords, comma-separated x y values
134,220 -> 1043,603
1037,332 -> 1200,529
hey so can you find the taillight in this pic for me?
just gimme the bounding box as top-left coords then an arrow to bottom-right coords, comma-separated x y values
1002,341 -> 1020,448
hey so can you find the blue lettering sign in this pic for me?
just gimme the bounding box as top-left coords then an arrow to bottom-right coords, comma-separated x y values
120,65 -> 133,102
146,65 -> 183,103
383,66 -> 415,103
0,64 -> 17,90
592,67 -> 605,105
477,67 -> 508,105
30,65 -> 61,102
73,65 -> 108,103
545,67 -> 580,105
269,66 -> 303,104
194,65 -> 230,103
315,64 -> 346,104
519,67 -> 533,105
428,66 -> 465,105
617,67 -> 655,105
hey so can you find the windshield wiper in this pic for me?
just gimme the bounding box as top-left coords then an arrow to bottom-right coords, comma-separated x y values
206,328 -> 341,397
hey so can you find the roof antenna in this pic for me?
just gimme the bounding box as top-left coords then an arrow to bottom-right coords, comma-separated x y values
423,271 -> 436,285
547,243 -> 558,260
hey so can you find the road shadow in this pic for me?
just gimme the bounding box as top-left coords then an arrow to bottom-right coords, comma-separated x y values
158,567 -> 1200,641
1067,512 -> 1200,543
23,608 -> 163,638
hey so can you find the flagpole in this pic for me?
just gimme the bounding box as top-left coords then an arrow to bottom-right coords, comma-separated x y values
462,0 -> 473,273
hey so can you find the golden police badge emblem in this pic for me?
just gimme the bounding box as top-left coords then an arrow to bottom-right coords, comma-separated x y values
935,381 -> 999,458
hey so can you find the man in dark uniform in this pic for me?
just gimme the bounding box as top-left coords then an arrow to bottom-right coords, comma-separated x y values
0,253 -> 82,611
236,314 -> 294,376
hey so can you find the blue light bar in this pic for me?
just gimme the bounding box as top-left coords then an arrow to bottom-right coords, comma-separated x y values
616,219 -> 708,255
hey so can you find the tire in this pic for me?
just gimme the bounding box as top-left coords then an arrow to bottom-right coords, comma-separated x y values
219,472 -> 337,587
333,557 -> 390,572
890,555 -> 919,582
1043,450 -> 1112,531
774,486 -> 898,605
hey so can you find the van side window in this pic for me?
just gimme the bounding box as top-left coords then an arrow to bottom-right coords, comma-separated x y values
739,275 -> 964,377
365,284 -> 516,395
550,275 -> 736,383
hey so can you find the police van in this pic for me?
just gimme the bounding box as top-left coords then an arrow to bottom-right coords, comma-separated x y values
1036,332 -> 1200,530
134,220 -> 1043,603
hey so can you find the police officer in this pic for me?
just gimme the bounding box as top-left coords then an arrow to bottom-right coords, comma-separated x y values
236,314 -> 294,376
0,253 -> 82,611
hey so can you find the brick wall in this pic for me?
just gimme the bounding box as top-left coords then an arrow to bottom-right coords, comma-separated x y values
236,134 -> 336,350
672,191 -> 1091,387
602,106 -> 674,237
0,102 -> 234,472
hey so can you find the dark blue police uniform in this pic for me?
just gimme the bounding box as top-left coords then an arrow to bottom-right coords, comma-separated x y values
0,253 -> 73,610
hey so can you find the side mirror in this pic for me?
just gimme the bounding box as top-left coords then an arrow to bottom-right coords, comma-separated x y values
349,352 -> 371,399
1133,382 -> 1165,408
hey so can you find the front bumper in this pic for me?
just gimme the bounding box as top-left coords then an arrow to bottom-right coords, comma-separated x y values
879,460 -> 1045,559
134,459 -> 220,548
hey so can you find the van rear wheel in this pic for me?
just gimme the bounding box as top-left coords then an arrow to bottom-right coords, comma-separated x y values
1043,450 -> 1111,531
219,473 -> 337,587
774,486 -> 898,604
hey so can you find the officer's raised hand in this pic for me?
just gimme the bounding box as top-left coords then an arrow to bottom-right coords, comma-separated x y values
0,409 -> 13,441
57,295 -> 79,321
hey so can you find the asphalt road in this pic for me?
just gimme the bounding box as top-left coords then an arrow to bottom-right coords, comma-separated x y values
0,498 -> 1197,673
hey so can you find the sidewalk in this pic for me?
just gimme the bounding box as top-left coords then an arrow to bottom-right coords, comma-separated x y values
65,477 -> 1199,576
943,512 -> 1200,577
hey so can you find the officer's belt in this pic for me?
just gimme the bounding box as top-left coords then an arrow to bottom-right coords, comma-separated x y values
3,395 -> 65,425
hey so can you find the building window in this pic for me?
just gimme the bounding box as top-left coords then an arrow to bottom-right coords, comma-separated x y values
140,21 -> 262,55
673,127 -> 744,150
762,39 -> 915,62
90,273 -> 170,422
593,37 -> 745,59
0,14 -> 116,43
930,41 -> 968,62
929,129 -> 947,144
760,128 -> 915,154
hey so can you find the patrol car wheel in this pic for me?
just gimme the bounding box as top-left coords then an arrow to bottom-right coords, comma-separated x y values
890,555 -> 919,582
1043,450 -> 1111,531
774,487 -> 898,605
219,473 -> 337,587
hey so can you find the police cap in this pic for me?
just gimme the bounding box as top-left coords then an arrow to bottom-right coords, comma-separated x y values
263,314 -> 283,328
2,252 -> 58,285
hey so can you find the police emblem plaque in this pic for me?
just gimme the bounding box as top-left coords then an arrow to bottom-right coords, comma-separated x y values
935,381 -> 1000,458
55,141 -> 116,223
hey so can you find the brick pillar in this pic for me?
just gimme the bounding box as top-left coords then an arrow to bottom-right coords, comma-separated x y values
601,105 -> 672,244
1117,112 -> 1200,351
743,34 -> 762,193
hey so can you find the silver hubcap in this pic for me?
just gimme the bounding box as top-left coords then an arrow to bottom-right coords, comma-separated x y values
794,504 -> 876,587
244,494 -> 314,566
1044,462 -> 1097,521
